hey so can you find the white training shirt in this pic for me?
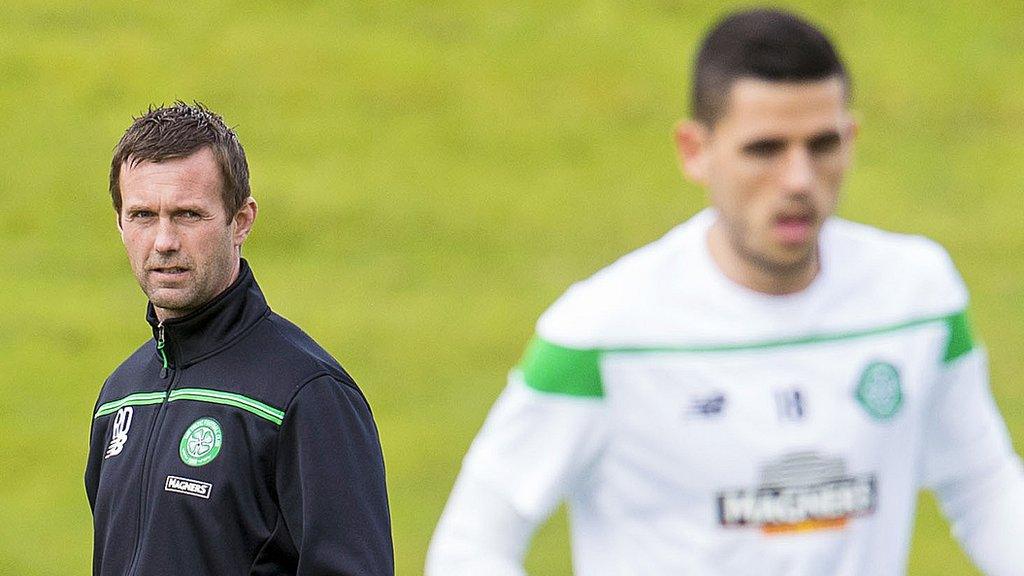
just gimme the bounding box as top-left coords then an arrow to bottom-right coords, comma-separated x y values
427,210 -> 1024,576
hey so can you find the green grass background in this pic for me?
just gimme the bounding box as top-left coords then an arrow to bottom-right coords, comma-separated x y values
1,1 -> 1021,574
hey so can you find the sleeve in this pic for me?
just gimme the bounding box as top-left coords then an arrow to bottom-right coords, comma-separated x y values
426,337 -> 609,575
275,374 -> 394,576
922,313 -> 1024,576
84,388 -> 108,512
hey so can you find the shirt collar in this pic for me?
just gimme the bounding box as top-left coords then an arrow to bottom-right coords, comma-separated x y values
145,258 -> 270,368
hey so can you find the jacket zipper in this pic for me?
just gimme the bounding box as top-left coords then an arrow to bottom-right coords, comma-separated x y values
157,323 -> 169,378
125,322 -> 176,576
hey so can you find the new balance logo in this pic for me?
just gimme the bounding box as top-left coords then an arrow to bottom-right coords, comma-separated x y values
164,476 -> 212,499
105,407 -> 133,459
687,393 -> 727,418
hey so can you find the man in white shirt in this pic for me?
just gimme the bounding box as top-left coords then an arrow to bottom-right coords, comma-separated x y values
427,8 -> 1024,575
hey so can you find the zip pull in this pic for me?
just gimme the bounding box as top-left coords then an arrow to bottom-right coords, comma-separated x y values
156,322 -> 169,379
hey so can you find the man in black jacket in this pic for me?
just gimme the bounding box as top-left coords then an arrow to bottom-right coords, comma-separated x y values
85,101 -> 394,575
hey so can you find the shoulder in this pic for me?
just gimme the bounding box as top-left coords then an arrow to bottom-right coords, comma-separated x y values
517,227 -> 690,398
263,313 -> 350,372
825,218 -> 968,315
536,221 -> 695,349
281,372 -> 375,425
229,312 -> 361,407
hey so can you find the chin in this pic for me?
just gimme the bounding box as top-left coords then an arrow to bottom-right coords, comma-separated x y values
768,250 -> 817,273
742,241 -> 814,273
147,290 -> 199,312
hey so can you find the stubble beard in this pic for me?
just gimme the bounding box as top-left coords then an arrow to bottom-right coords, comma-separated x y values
140,250 -> 236,320
729,220 -> 820,282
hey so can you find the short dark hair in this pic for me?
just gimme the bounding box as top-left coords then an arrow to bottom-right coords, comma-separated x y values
692,8 -> 849,127
109,101 -> 250,219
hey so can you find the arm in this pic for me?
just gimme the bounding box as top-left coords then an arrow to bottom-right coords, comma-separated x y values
275,375 -> 394,576
84,390 -> 108,512
923,329 -> 1024,575
427,339 -> 608,575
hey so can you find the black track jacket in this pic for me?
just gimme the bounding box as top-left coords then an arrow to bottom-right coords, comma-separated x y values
85,260 -> 394,575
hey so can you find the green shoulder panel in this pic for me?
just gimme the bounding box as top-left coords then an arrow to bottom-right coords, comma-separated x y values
519,337 -> 604,397
943,309 -> 974,363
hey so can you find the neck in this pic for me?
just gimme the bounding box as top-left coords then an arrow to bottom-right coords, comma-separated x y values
707,224 -> 819,295
154,307 -> 183,323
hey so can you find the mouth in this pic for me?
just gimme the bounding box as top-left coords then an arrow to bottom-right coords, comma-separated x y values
148,266 -> 191,279
772,211 -> 816,245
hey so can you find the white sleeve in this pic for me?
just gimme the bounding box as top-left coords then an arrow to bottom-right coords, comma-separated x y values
923,347 -> 1024,576
426,371 -> 608,575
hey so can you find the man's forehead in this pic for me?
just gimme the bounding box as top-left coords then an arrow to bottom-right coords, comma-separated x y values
120,148 -> 224,199
715,77 -> 849,137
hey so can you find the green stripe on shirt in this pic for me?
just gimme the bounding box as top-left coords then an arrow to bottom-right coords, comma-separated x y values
518,310 -> 974,397
169,388 -> 285,425
94,391 -> 167,418
519,338 -> 604,398
94,388 -> 285,425
944,310 -> 974,363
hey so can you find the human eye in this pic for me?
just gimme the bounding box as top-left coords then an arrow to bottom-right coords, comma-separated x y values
808,132 -> 842,156
126,209 -> 156,221
742,139 -> 786,159
177,210 -> 203,221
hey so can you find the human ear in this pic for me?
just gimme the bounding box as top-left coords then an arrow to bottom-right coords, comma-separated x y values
674,121 -> 710,186
232,197 -> 258,248
839,115 -> 859,168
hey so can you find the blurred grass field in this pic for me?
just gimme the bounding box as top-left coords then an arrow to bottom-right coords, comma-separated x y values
1,1 -> 1021,574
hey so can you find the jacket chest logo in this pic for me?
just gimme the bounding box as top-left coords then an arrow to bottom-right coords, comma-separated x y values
164,475 -> 213,499
104,407 -> 133,459
179,417 -> 223,466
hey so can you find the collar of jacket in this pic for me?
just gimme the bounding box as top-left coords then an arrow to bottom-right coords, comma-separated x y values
145,258 -> 271,369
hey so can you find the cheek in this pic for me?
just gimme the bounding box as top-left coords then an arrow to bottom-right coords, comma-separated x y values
713,166 -> 772,217
716,154 -> 770,195
121,231 -> 148,258
813,163 -> 846,204
188,228 -> 235,263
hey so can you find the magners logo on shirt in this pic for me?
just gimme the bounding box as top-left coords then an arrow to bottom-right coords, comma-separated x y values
716,451 -> 877,534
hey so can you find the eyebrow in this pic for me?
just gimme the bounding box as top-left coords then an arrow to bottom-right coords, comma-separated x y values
807,130 -> 842,145
741,137 -> 787,154
740,129 -> 844,153
122,203 -> 209,214
122,203 -> 155,213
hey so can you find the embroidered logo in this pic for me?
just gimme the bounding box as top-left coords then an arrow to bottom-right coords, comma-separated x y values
105,407 -> 134,459
164,475 -> 212,499
179,417 -> 223,467
855,361 -> 903,420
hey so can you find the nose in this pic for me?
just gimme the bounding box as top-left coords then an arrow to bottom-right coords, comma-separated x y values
153,217 -> 180,254
780,147 -> 814,194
